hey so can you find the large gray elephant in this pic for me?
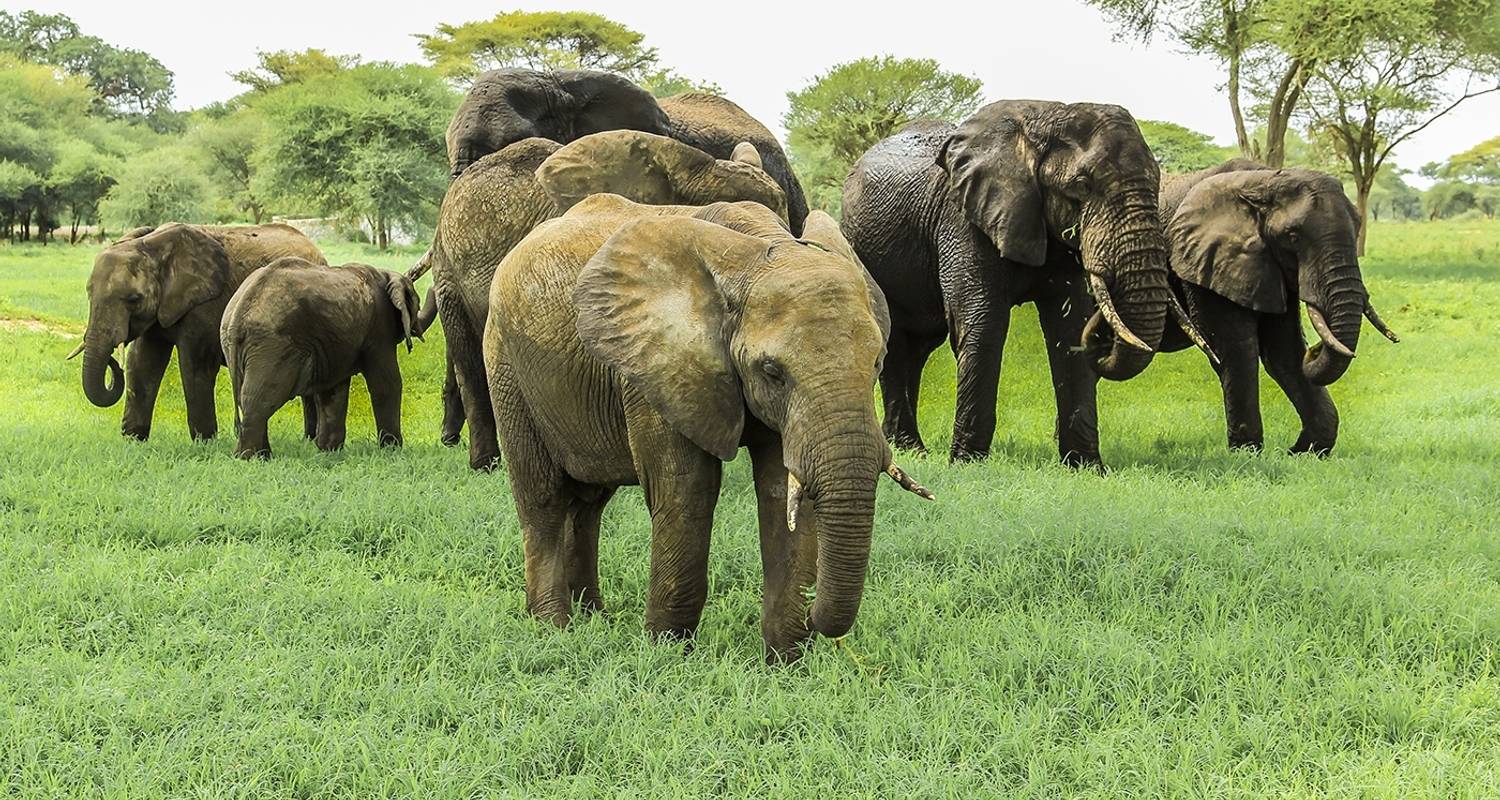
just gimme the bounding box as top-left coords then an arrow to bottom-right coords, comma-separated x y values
1158,160 -> 1400,454
841,104 -> 1211,466
482,195 -> 931,661
425,130 -> 787,470
73,223 -> 326,441
443,68 -> 808,233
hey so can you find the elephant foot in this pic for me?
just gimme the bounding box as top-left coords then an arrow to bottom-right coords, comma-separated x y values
576,593 -> 605,615
1061,449 -> 1107,473
189,428 -> 217,442
121,426 -> 150,441
1289,434 -> 1335,458
234,447 -> 270,460
440,429 -> 462,447
469,451 -> 502,472
1228,438 -> 1263,454
948,444 -> 990,464
884,428 -> 927,455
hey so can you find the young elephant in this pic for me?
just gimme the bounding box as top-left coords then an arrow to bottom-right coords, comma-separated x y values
221,258 -> 424,459
483,196 -> 933,661
421,129 -> 786,471
73,223 -> 326,441
1159,160 -> 1400,454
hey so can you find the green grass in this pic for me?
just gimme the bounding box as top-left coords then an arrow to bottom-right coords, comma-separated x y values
1,224 -> 1498,797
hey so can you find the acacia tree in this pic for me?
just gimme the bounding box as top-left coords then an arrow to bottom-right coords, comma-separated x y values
229,49 -> 358,93
190,109 -> 270,223
1297,0 -> 1500,252
784,56 -> 983,214
1137,119 -> 1237,171
0,10 -> 175,126
416,11 -> 716,96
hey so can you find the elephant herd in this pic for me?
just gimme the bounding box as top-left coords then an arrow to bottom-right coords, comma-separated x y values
70,68 -> 1398,661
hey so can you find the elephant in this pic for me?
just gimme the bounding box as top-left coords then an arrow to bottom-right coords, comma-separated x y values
1157,160 -> 1400,454
72,222 -> 327,441
841,103 -> 1211,466
443,68 -> 809,233
481,194 -> 932,661
423,129 -> 787,471
221,257 -> 425,459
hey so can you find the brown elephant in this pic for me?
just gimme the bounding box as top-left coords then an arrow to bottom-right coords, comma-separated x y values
422,129 -> 786,470
222,258 -> 424,459
1158,160 -> 1400,454
73,223 -> 326,441
481,195 -> 932,662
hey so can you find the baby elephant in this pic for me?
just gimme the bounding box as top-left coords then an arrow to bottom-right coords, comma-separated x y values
222,257 -> 424,459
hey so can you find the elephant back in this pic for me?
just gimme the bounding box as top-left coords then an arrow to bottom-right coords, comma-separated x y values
1159,158 -> 1271,223
660,93 -> 809,235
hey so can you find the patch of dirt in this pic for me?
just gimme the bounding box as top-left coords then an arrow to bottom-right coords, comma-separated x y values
0,316 -> 80,338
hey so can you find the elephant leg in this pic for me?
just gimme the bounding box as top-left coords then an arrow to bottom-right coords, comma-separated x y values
1189,287 -> 1263,451
879,327 -> 924,451
491,352 -> 573,625
566,490 -> 615,614
440,352 -> 464,447
748,431 -> 819,661
1036,288 -> 1102,469
314,379 -> 351,452
437,288 -> 499,471
301,395 -> 318,440
947,280 -> 1011,463
363,352 -> 404,448
234,364 -> 295,460
121,336 -> 172,441
626,399 -> 722,642
176,344 -> 220,441
1258,312 -> 1339,456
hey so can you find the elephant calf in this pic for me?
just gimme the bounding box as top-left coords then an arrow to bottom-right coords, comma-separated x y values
1158,160 -> 1400,454
221,257 -> 425,459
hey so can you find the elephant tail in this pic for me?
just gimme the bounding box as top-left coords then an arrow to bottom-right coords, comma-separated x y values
225,336 -> 245,438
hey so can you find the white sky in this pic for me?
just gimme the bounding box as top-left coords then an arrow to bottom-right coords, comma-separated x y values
21,0 -> 1499,170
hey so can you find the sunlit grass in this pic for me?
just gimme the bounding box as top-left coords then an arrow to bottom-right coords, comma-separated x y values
1,223 -> 1497,796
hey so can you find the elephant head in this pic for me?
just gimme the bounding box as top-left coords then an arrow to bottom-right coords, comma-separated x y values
536,130 -> 789,225
446,68 -> 670,178
1170,168 -> 1396,385
379,268 -> 424,353
76,223 -> 230,407
573,206 -> 926,651
938,100 -> 1181,380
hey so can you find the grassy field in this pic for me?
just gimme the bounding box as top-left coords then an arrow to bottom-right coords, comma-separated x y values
1,223 -> 1498,797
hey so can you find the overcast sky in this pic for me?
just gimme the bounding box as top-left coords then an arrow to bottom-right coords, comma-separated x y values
24,0 -> 1499,171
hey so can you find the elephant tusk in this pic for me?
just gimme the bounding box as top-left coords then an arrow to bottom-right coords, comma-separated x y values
786,472 -> 803,532
1168,294 -> 1219,365
65,341 -> 85,361
885,463 -> 935,501
1306,304 -> 1356,358
1364,302 -> 1400,343
405,248 -> 434,283
1088,274 -> 1152,353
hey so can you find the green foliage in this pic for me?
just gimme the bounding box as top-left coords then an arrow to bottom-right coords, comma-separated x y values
255,63 -> 457,247
229,49 -> 359,93
98,145 -> 210,228
1137,120 -> 1236,172
0,9 -> 175,125
417,10 -> 715,97
2,221 -> 1500,794
1426,135 -> 1500,184
784,56 -> 983,215
188,109 -> 270,223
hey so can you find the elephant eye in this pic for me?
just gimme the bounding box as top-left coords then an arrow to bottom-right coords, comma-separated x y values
761,358 -> 785,383
125,292 -> 144,305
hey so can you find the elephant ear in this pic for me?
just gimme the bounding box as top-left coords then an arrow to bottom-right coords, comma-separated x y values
575,216 -> 767,461
1170,172 -> 1286,314
800,211 -> 891,345
938,101 -> 1049,267
152,224 -> 231,327
538,130 -> 713,211
383,270 -> 423,352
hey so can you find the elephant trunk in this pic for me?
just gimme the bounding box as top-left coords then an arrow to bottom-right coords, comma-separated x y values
1081,186 -> 1172,381
80,323 -> 125,407
794,407 -> 884,639
1302,264 -> 1366,385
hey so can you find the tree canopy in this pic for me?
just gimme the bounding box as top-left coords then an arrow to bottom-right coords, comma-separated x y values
784,56 -> 983,215
415,10 -> 717,96
1137,120 -> 1237,172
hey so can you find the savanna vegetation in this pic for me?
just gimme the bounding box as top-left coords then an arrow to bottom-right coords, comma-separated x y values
3,2 -> 1499,796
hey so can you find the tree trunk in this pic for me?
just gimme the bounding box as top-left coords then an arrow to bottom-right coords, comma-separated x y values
1355,181 -> 1371,257
1227,46 -> 1253,159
